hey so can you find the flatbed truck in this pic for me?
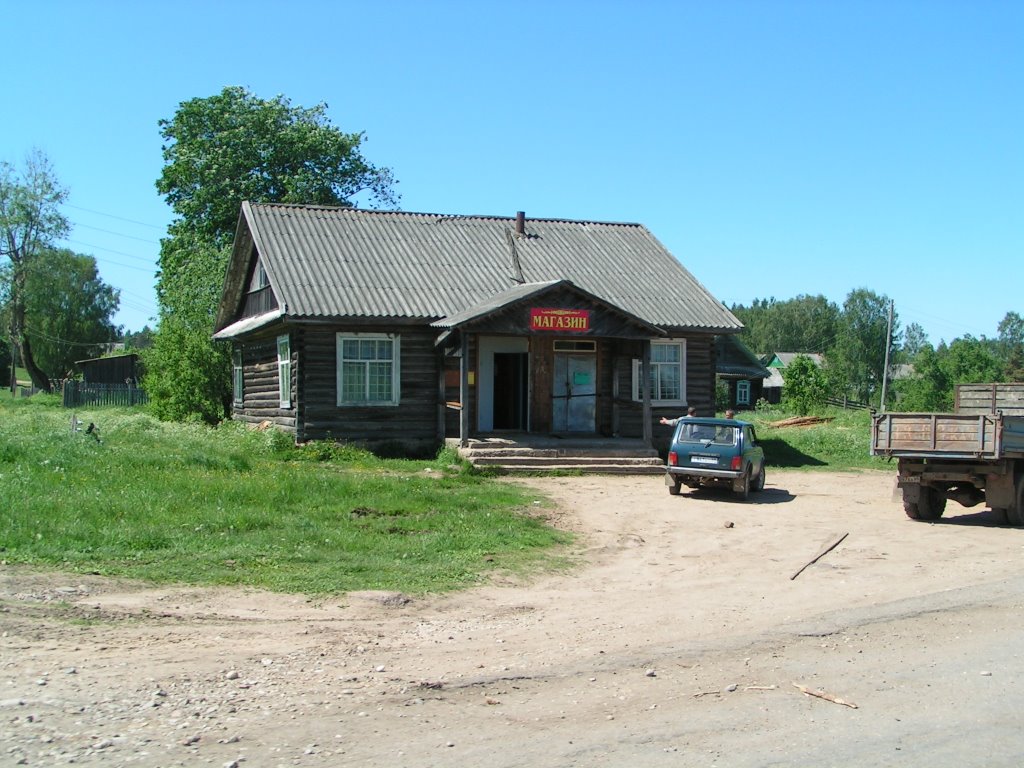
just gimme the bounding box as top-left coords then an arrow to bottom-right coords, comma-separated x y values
870,383 -> 1024,523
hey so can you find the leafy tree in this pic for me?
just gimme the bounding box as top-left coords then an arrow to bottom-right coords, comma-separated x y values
143,232 -> 232,422
942,335 -> 1005,386
0,150 -> 70,391
782,354 -> 829,415
731,294 -> 839,355
122,325 -> 156,350
155,86 -> 398,247
997,311 -> 1024,380
895,336 -> 1004,411
900,322 -> 930,360
893,346 -> 950,411
21,247 -> 119,377
149,86 -> 399,423
828,289 -> 898,406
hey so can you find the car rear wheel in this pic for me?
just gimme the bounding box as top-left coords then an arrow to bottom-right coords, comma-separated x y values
736,468 -> 751,501
753,464 -> 766,492
668,477 -> 682,496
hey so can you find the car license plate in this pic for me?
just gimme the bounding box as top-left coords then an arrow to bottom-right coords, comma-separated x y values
690,455 -> 718,465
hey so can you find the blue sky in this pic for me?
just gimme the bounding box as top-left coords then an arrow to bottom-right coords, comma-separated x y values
3,0 -> 1021,346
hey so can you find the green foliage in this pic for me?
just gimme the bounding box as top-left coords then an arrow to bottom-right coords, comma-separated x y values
146,230 -> 232,423
142,312 -> 231,424
828,288 -> 896,406
894,335 -> 1006,411
747,407 -> 887,470
148,86 -> 399,423
121,325 -> 155,351
21,247 -> 119,377
900,322 -> 930,360
997,311 -> 1024,380
0,400 -> 567,595
0,150 -> 70,389
155,86 -> 399,248
714,379 -> 730,411
781,354 -> 829,415
731,294 -> 839,355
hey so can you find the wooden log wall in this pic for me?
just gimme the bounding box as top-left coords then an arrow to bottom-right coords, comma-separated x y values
298,325 -> 442,454
613,334 -> 716,442
234,337 -> 296,432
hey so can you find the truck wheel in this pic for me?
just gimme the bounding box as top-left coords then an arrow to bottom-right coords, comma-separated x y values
668,477 -> 682,496
1008,475 -> 1024,527
904,487 -> 946,521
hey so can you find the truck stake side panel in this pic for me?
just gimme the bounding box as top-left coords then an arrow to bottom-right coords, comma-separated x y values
870,383 -> 1024,523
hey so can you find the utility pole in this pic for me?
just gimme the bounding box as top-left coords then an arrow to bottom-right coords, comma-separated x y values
879,299 -> 894,412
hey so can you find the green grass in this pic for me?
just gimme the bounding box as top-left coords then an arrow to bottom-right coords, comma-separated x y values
730,405 -> 890,471
0,398 -> 569,595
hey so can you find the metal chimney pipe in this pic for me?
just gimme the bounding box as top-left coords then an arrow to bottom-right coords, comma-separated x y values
515,211 -> 525,236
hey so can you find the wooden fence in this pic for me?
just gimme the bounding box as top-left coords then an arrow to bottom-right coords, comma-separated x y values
62,381 -> 148,408
825,396 -> 870,411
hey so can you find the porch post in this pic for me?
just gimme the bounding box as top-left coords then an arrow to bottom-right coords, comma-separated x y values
459,332 -> 470,448
436,347 -> 446,444
641,339 -> 652,447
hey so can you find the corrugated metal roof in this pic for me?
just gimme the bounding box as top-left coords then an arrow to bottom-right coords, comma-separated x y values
223,203 -> 742,333
715,335 -> 771,378
430,281 -> 562,329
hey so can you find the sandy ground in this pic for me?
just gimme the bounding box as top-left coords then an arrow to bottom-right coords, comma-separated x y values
3,469 -> 1024,767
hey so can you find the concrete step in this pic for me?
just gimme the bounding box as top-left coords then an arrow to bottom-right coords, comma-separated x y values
470,455 -> 664,467
477,462 -> 667,475
464,447 -> 660,460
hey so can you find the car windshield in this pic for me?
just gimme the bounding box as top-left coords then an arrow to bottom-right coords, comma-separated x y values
677,423 -> 738,446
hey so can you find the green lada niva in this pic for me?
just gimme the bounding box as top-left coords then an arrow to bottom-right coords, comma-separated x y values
665,418 -> 766,501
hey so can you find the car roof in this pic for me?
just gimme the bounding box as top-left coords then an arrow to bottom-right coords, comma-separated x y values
680,418 -> 753,427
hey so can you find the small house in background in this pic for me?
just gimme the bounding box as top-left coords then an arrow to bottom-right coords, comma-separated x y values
715,335 -> 770,410
213,203 -> 744,456
64,353 -> 147,408
76,353 -> 140,385
761,352 -> 825,404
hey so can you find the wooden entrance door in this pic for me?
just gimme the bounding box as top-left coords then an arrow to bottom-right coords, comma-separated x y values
552,353 -> 596,432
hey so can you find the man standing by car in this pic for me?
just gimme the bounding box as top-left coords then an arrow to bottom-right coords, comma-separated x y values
659,406 -> 696,427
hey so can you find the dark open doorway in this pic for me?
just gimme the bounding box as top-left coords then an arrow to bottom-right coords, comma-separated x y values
493,352 -> 529,430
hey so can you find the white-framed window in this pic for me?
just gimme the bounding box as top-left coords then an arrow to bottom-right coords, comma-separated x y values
277,334 -> 292,408
232,348 -> 244,406
336,333 -> 400,406
632,340 -> 687,403
737,379 -> 751,406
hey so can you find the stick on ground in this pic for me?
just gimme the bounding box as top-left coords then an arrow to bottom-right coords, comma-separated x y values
792,682 -> 858,709
790,532 -> 849,580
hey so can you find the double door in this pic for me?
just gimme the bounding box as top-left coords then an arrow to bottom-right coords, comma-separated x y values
552,353 -> 596,433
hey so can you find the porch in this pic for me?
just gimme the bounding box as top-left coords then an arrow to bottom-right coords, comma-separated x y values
451,433 -> 665,474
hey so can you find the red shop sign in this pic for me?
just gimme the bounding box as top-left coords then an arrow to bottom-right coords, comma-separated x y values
530,308 -> 591,333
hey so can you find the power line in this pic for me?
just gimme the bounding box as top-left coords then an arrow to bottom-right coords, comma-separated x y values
70,221 -> 160,245
23,326 -> 120,348
65,203 -> 165,230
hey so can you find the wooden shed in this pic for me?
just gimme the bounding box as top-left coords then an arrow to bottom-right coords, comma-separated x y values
75,353 -> 140,385
213,203 -> 743,454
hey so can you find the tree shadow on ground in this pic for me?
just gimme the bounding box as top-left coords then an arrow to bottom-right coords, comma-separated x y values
759,438 -> 827,469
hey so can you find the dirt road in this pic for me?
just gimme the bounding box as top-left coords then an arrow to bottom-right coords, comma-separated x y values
3,470 -> 1024,767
